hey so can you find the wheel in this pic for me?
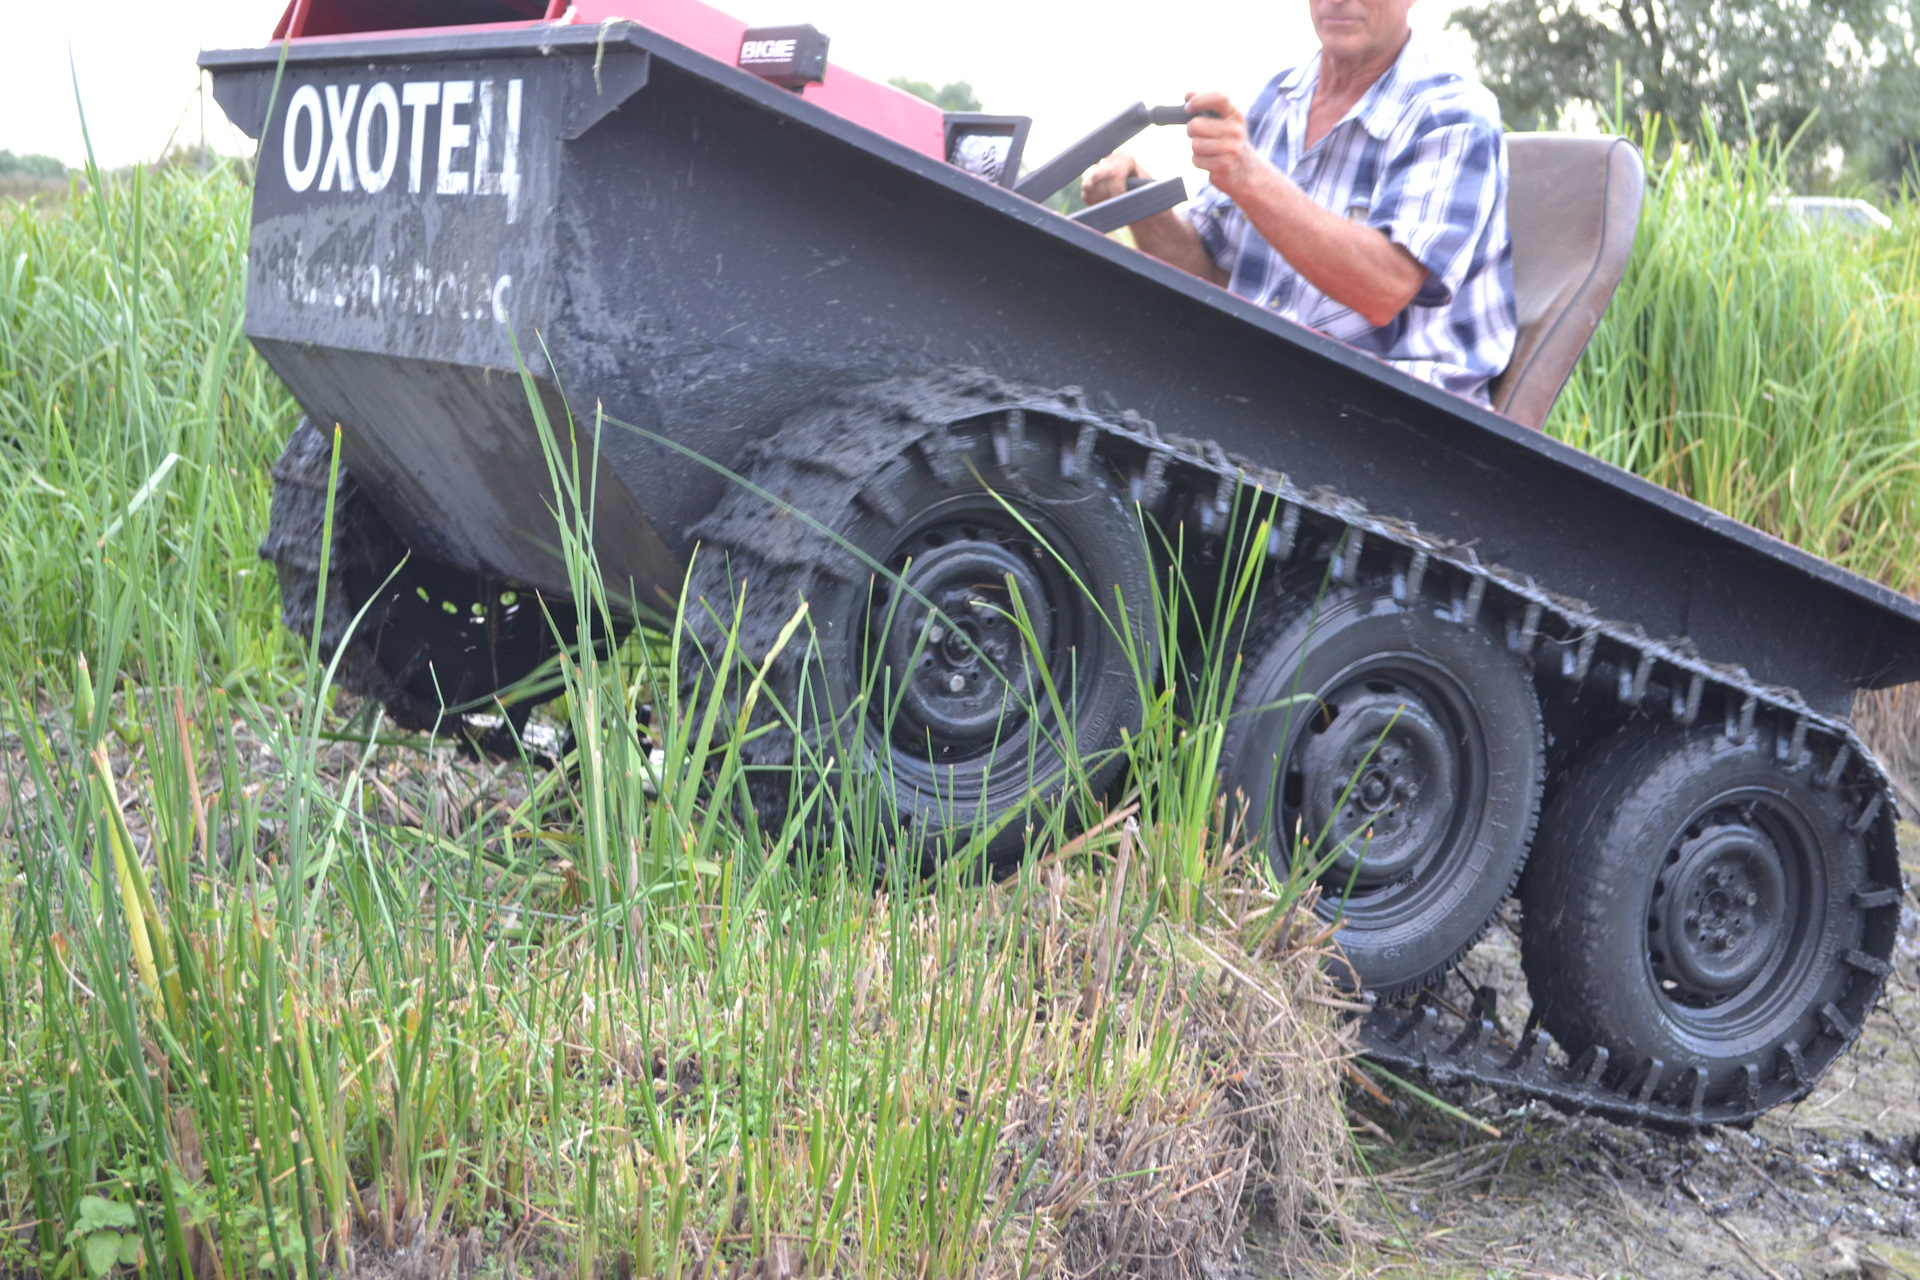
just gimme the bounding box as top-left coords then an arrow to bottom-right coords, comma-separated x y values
1219,582 -> 1545,999
681,398 -> 1153,865
1521,721 -> 1891,1114
260,418 -> 565,736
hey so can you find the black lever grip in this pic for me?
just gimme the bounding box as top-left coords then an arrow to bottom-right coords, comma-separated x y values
1149,104 -> 1222,124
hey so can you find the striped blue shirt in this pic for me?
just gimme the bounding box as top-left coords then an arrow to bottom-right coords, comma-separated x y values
1186,37 -> 1516,403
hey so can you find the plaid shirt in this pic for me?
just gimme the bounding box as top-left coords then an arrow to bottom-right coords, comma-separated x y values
1187,37 -> 1516,403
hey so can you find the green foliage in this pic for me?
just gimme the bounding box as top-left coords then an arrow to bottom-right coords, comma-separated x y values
1450,0 -> 1920,184
886,75 -> 982,113
68,1197 -> 140,1280
0,164 -> 294,683
0,150 -> 67,180
1546,120 -> 1920,592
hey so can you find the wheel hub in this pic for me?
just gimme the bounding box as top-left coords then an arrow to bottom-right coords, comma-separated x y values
1296,686 -> 1459,885
1651,820 -> 1788,1005
880,539 -> 1051,760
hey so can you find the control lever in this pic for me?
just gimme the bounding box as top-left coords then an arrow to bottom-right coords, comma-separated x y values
1070,175 -> 1189,234
1013,102 -> 1217,203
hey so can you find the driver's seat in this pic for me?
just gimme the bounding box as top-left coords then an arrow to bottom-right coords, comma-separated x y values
1491,134 -> 1645,429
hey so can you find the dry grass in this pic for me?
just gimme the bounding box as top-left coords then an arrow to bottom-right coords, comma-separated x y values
1857,684 -> 1920,816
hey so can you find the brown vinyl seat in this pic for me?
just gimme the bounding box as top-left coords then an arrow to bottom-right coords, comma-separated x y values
1490,133 -> 1646,429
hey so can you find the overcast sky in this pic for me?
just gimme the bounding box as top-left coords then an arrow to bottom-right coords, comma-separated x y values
8,0 -> 1474,176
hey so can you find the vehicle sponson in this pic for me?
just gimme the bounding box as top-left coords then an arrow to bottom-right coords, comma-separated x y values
203,15 -> 1913,1130
202,21 -> 1920,712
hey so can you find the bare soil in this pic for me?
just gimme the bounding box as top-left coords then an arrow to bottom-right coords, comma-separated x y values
1333,822 -> 1920,1280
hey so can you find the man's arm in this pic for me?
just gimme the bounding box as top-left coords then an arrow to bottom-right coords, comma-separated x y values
1082,154 -> 1228,285
1183,90 -> 1426,327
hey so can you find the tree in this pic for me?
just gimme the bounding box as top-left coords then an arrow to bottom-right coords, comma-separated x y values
1449,0 -> 1920,182
887,77 -> 983,113
0,151 -> 67,180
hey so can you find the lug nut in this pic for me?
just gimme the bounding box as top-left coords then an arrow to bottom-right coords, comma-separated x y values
927,623 -> 945,643
947,673 -> 966,693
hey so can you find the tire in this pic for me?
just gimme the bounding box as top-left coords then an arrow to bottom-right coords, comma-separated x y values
260,418 -> 565,736
680,394 -> 1153,866
1521,721 -> 1888,1113
1219,582 -> 1545,1000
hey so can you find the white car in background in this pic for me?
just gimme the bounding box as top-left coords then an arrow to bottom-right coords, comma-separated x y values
1774,195 -> 1895,231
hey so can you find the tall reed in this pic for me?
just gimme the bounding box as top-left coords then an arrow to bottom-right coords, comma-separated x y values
1548,123 -> 1920,594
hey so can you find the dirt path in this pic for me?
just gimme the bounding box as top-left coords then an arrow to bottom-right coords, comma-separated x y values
1336,825 -> 1920,1280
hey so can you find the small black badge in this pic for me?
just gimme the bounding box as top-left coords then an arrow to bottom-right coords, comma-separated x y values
738,25 -> 830,91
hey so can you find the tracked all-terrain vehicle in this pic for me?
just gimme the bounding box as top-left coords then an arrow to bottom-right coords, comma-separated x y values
204,0 -> 1919,1131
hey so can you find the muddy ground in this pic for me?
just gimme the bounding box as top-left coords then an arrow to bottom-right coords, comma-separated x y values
1320,822 -> 1920,1280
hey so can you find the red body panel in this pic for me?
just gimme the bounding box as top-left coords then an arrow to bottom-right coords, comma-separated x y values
268,0 -> 947,159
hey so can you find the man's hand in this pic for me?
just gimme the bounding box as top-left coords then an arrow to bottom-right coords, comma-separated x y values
1081,152 -> 1147,208
1182,88 -> 1428,327
1081,150 -> 1227,285
1183,90 -> 1261,194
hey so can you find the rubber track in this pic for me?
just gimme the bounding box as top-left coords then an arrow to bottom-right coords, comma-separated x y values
258,419 -> 443,728
686,370 -> 1903,1131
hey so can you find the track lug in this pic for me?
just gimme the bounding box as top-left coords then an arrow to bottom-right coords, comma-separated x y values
1445,1019 -> 1494,1059
1780,1040 -> 1809,1088
1402,549 -> 1429,602
1267,503 -> 1301,561
918,428 -> 962,487
857,483 -> 907,527
1333,528 -> 1364,585
1064,423 -> 1097,480
1680,1066 -> 1707,1125
1132,452 -> 1170,506
989,410 -> 1020,470
1509,598 -> 1543,656
1211,471 -> 1235,521
1571,1044 -> 1610,1087
1624,1056 -> 1664,1104
1563,630 -> 1598,682
1851,885 -> 1901,910
1816,743 -> 1851,790
1672,671 -> 1703,725
1732,694 -> 1756,743
1391,1005 -> 1442,1051
1620,651 -> 1654,704
1504,1030 -> 1553,1083
1848,793 -> 1884,836
1842,947 -> 1892,977
1739,1063 -> 1763,1112
1783,716 -> 1810,769
1819,1001 -> 1857,1041
1457,575 -> 1486,626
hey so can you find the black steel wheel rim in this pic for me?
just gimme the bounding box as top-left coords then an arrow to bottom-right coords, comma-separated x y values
864,495 -> 1084,778
1279,654 -> 1487,919
1643,789 -> 1824,1035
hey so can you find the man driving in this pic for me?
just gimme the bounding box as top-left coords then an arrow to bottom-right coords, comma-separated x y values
1082,0 -> 1516,404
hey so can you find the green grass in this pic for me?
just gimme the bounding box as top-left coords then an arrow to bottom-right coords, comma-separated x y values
0,161 -> 294,687
1547,123 -> 1920,594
